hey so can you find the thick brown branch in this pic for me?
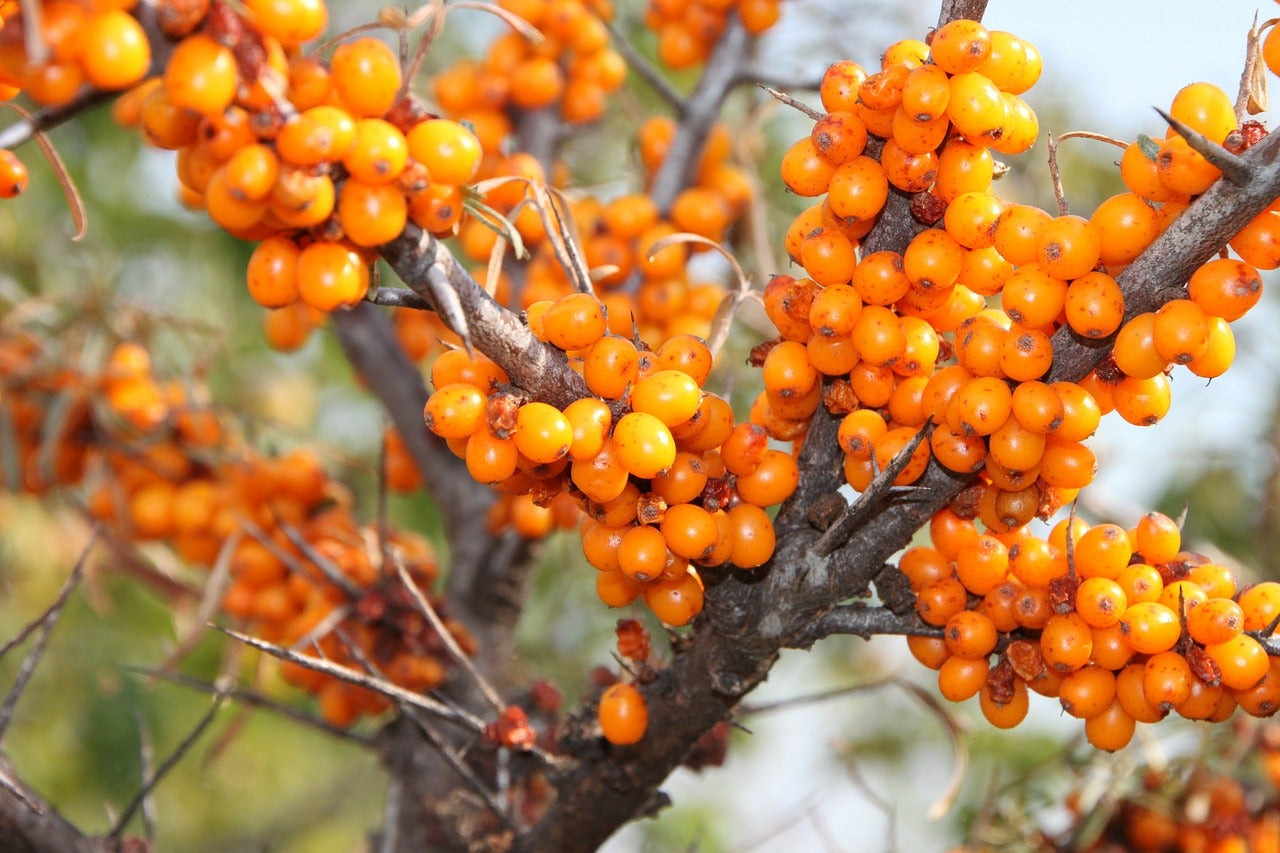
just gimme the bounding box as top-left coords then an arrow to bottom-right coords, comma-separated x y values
379,225 -> 590,409
0,757 -> 107,853
649,15 -> 751,212
937,0 -> 989,27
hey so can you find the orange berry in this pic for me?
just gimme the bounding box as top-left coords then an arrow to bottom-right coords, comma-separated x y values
296,241 -> 369,311
612,412 -> 676,478
598,683 -> 647,745
80,10 -> 150,90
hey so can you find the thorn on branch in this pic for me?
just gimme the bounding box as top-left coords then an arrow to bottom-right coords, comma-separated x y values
1154,107 -> 1254,185
367,287 -> 435,311
756,84 -> 824,122
809,423 -> 933,558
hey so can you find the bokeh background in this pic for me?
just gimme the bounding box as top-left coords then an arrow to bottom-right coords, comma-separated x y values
0,1 -> 1276,850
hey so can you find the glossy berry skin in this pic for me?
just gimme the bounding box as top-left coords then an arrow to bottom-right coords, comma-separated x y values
598,683 -> 647,745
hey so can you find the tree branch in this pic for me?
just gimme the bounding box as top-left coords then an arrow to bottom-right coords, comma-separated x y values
378,226 -> 590,409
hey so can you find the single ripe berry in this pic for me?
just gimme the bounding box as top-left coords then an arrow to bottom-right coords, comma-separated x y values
598,683 -> 648,745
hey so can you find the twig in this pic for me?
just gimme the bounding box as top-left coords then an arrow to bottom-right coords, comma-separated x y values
379,777 -> 403,853
132,707 -> 157,840
1045,131 -> 1129,216
598,14 -> 685,114
0,530 -> 95,741
261,510 -> 363,599
1154,107 -> 1252,185
810,424 -> 933,558
213,625 -> 488,733
392,557 -> 505,714
366,287 -> 435,311
109,692 -> 226,839
757,84 -> 823,122
791,604 -> 943,646
937,0 -> 989,26
124,666 -> 375,747
740,675 -> 894,716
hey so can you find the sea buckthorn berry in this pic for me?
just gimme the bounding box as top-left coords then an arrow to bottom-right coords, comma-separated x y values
513,402 -> 572,465
80,10 -> 151,90
1152,299 -> 1209,365
223,144 -> 280,202
811,111 -> 868,165
563,398 -> 612,462
1234,658 -> 1280,717
330,37 -> 401,118
1049,382 -> 1101,443
598,683 -> 647,745
936,138 -> 995,202
244,235 -> 304,306
631,370 -> 702,427
617,525 -> 668,583
276,106 -> 356,166
937,656 -> 988,702
660,503 -> 718,562
1112,374 -> 1172,427
1142,651 -> 1193,710
978,30 -> 1042,94
584,336 -> 639,400
998,327 -> 1052,383
1170,82 -> 1237,145
1119,601 -> 1181,655
1157,135 -> 1220,196
1041,611 -> 1094,673
930,423 -> 987,473
612,412 -> 676,478
993,204 -> 1051,266
1072,523 -> 1132,581
827,156 -> 889,222
1091,192 -> 1159,266
1187,258 -> 1263,321
656,335 -> 713,385
1091,623 -> 1135,670
851,305 -> 906,367
947,607 -> 993,660
930,507 -> 981,561
947,71 -> 1005,142
873,426 -> 932,486
644,571 -> 704,626
572,441 -> 629,503
780,137 -> 836,197
1076,577 -> 1127,628
1064,271 -> 1124,340
651,453 -> 709,506
1187,598 -> 1244,646
1174,316 -> 1225,376
344,118 -> 408,184
1239,581 -> 1280,632
1059,666 -> 1117,720
338,180 -> 408,247
944,191 -> 1004,250
296,241 -> 369,310
1206,634 -> 1269,691
948,376 -> 1012,437
424,384 -> 488,439
1159,580 -> 1207,618
852,251 -> 911,306
916,577 -> 969,627
1229,209 -> 1280,270
904,229 -> 963,292
727,503 -> 775,569
408,119 -> 482,185
955,534 -> 1008,596
1112,312 -> 1168,380
820,60 -> 868,113
800,228 -> 857,286
980,677 -> 1030,729
164,34 -> 237,116
931,19 -> 991,75
544,293 -> 607,352
466,428 -> 519,484
991,93 -> 1038,155
736,449 -> 799,507
859,62 -> 909,110
899,547 -> 953,591
880,139 -> 938,191
1010,381 -> 1063,434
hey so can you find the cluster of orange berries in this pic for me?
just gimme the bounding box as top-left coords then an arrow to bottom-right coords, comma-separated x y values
1077,736 -> 1280,853
906,507 -> 1280,750
1,327 -> 465,728
644,0 -> 783,69
0,0 -> 151,108
422,293 -> 785,626
436,0 -> 626,128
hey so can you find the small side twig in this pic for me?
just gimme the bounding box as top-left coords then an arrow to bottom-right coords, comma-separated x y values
810,424 -> 933,558
213,625 -> 488,733
0,530 -> 95,741
109,692 -> 226,839
132,707 -> 157,840
1154,107 -> 1253,185
598,13 -> 685,113
392,557 -> 505,715
757,84 -> 823,122
1045,130 -> 1129,216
